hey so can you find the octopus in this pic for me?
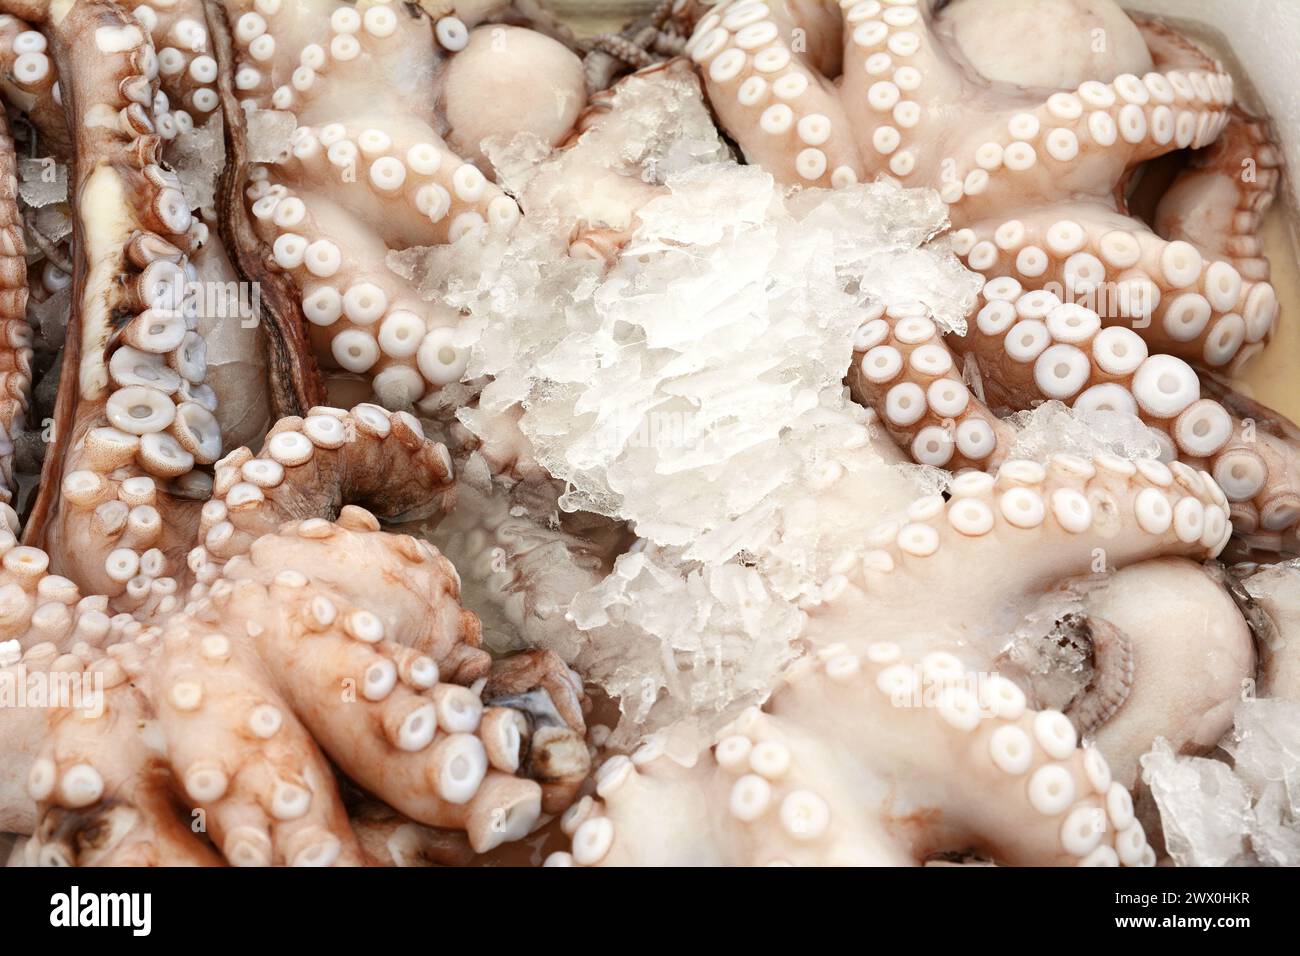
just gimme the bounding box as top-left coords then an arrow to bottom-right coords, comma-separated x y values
0,0 -> 1293,868
0,0 -> 594,865
690,0 -> 1295,550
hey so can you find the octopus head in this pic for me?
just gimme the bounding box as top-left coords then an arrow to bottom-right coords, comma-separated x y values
938,0 -> 1155,89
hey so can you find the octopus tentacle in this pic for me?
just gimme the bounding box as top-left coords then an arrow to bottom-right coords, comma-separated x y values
551,446 -> 1236,866
190,525 -> 574,856
949,206 -> 1277,370
847,301 -> 1014,469
1193,375 -> 1300,542
23,640 -> 224,866
1131,11 -> 1281,283
1153,107 -> 1282,285
797,453 -> 1230,671
580,0 -> 696,94
934,68 -> 1230,220
122,0 -> 223,128
0,107 -> 30,506
706,0 -> 1296,558
15,1 -> 213,597
0,530 -> 121,835
207,2 -> 324,420
23,611 -> 367,867
277,124 -> 518,244
199,403 -> 453,563
223,0 -> 434,114
19,402 -> 586,863
0,14 -> 69,157
242,174 -> 480,405
932,271 -> 1300,537
552,646 -> 1150,867
207,0 -> 585,416
688,0 -> 862,189
688,0 -> 1233,211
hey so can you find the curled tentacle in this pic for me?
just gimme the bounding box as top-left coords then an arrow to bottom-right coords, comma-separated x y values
21,403 -> 586,864
199,403 -> 454,564
1132,12 -> 1281,283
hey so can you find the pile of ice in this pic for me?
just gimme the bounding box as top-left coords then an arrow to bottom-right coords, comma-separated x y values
1141,697 -> 1300,865
462,161 -> 980,552
394,70 -> 983,734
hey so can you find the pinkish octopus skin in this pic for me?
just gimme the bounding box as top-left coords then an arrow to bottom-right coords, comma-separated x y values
6,405 -> 590,865
212,0 -> 589,412
0,0 -> 591,866
0,0 -> 1291,869
689,0 -> 1299,547
549,451 -> 1238,866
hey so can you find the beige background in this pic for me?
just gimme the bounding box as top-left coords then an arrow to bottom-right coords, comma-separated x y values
552,0 -> 659,36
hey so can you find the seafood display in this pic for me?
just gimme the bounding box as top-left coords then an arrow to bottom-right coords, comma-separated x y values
0,0 -> 1296,868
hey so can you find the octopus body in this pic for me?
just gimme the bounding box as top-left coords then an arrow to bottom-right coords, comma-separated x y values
0,0 -> 1292,869
546,450 -> 1256,866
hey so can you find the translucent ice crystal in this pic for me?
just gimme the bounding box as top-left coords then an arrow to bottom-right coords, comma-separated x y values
18,157 -> 67,208
1007,401 -> 1163,463
433,164 -> 971,558
172,118 -> 224,219
1141,737 -> 1253,866
1223,697 -> 1300,866
244,109 -> 296,164
1143,697 -> 1300,866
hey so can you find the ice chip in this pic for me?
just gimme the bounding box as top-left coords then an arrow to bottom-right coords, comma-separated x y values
18,157 -> 67,208
1008,401 -> 1164,462
244,109 -> 297,164
1142,737 -> 1253,866
171,119 -> 224,218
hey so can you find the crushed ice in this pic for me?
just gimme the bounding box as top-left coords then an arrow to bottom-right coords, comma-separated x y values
398,70 -> 969,737
1142,696 -> 1300,865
